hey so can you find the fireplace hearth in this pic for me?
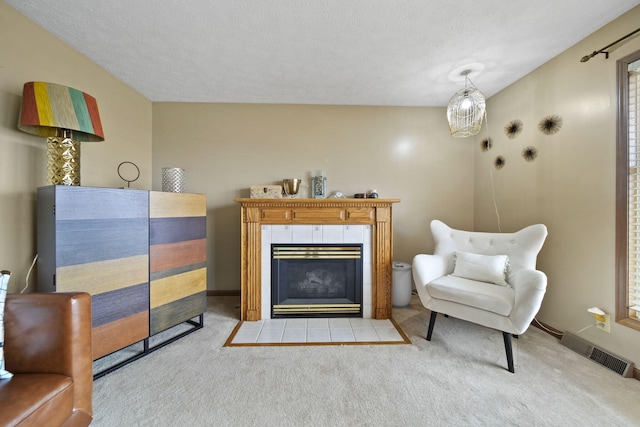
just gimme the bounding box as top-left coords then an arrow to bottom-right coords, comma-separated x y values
271,244 -> 363,317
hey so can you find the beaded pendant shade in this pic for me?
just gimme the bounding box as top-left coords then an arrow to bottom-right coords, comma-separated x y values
446,72 -> 486,138
18,82 -> 104,185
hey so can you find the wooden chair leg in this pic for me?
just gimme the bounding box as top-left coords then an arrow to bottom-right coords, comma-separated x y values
426,311 -> 437,341
503,332 -> 515,373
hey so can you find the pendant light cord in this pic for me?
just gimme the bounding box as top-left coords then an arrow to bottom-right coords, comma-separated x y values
489,166 -> 502,232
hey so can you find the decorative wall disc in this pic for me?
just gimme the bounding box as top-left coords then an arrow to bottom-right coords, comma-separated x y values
504,119 -> 523,139
494,156 -> 506,169
522,146 -> 538,162
538,114 -> 563,135
480,137 -> 492,152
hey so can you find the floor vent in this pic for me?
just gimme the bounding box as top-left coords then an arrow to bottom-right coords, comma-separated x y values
560,332 -> 634,378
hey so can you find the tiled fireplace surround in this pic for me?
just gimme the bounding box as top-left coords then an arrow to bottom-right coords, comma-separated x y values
235,198 -> 400,321
261,224 -> 372,319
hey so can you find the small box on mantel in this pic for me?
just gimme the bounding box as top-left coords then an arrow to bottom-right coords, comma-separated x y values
250,185 -> 283,198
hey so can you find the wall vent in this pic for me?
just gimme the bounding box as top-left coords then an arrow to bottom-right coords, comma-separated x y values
560,332 -> 634,378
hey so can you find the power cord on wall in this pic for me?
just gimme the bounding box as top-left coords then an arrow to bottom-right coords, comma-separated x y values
575,324 -> 594,334
489,166 -> 502,232
21,254 -> 37,294
533,317 -> 564,338
489,156 -> 564,342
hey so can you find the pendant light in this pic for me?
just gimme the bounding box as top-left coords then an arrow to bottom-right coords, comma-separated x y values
446,70 -> 486,138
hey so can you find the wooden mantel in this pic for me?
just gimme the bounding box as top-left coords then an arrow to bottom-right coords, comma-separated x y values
235,198 -> 400,321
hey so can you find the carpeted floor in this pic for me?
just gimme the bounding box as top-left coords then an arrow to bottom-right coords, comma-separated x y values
92,296 -> 640,426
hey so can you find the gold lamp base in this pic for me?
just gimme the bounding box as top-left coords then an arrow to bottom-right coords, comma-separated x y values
47,136 -> 80,186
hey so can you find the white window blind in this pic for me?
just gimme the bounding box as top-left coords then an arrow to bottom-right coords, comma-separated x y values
628,61 -> 640,317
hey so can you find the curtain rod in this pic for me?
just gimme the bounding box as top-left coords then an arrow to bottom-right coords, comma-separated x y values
580,27 -> 640,62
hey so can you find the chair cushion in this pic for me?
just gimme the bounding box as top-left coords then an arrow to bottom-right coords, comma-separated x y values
453,251 -> 509,286
428,275 -> 514,316
0,373 -> 74,427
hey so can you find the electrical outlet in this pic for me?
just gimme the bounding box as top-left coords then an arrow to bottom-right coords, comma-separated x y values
596,314 -> 611,333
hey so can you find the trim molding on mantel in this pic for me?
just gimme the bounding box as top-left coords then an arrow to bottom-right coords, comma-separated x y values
234,198 -> 400,321
233,198 -> 401,207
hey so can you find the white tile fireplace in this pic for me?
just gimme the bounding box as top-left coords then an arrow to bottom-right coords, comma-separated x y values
235,198 -> 399,321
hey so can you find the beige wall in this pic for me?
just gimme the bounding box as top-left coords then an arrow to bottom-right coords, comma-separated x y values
152,103 -> 474,291
5,0 -> 640,369
0,2 -> 153,293
474,6 -> 640,365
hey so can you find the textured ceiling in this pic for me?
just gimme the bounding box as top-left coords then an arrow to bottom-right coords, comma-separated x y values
6,0 -> 640,106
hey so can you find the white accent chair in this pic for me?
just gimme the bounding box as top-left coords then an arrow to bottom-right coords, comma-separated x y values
412,220 -> 548,372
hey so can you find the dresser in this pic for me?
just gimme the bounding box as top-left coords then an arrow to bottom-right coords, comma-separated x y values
37,185 -> 206,375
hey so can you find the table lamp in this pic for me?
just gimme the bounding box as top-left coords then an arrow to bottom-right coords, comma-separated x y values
18,82 -> 104,185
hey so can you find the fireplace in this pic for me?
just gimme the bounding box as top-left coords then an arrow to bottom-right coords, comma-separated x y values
235,198 -> 399,321
271,244 -> 363,318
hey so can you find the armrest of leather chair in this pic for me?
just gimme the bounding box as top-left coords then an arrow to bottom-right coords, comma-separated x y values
4,292 -> 93,422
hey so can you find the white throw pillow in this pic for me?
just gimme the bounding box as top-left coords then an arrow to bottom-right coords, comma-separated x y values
0,271 -> 12,379
452,251 -> 509,286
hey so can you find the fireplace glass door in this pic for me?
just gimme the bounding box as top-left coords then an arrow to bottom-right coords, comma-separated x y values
271,244 -> 363,317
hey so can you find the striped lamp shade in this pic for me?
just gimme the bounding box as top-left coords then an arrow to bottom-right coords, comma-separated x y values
18,82 -> 105,142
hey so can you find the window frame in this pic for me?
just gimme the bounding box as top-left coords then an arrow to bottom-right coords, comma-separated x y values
616,49 -> 640,331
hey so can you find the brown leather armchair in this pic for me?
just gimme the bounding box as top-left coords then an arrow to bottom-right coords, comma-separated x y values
0,292 -> 93,427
